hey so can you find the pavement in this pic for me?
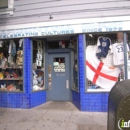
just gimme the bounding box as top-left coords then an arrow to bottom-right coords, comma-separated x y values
0,101 -> 107,130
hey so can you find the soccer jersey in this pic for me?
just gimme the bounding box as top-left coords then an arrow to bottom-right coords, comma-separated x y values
101,50 -> 113,67
110,42 -> 129,66
96,36 -> 111,59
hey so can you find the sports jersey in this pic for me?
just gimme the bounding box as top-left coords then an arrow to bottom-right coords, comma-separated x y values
96,36 -> 111,59
110,42 -> 129,66
101,50 -> 113,67
36,42 -> 43,67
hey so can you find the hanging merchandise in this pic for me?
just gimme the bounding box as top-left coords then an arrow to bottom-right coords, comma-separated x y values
110,42 -> 129,66
96,36 -> 111,59
18,39 -> 23,50
8,40 -> 16,57
16,39 -> 23,66
33,70 -> 42,91
36,42 -> 43,67
0,41 -> 3,47
0,52 -> 7,69
0,72 -> 4,79
8,40 -> 16,67
59,41 -> 66,48
68,39 -> 74,49
101,50 -> 114,67
16,50 -> 23,65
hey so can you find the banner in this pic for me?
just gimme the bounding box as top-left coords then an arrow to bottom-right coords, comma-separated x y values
0,21 -> 129,39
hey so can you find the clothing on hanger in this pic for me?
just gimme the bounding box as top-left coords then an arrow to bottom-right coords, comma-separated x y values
110,42 -> 129,66
36,41 -> 43,67
96,36 -> 111,59
8,40 -> 16,56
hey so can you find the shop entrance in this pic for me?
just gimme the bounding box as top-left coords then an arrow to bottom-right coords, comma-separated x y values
48,53 -> 70,101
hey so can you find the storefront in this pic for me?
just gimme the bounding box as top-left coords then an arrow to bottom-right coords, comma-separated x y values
0,16 -> 130,111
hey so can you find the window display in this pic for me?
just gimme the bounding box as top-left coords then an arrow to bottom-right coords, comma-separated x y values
0,39 -> 23,92
71,38 -> 78,91
32,40 -> 45,91
86,33 -> 129,92
48,40 -> 70,49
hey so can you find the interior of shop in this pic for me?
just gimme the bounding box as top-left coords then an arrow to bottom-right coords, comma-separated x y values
0,38 -> 23,92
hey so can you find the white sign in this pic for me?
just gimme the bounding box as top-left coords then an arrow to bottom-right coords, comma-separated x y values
54,64 -> 65,72
0,21 -> 129,39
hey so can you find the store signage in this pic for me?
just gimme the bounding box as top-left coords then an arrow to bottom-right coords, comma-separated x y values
0,21 -> 126,39
54,64 -> 65,72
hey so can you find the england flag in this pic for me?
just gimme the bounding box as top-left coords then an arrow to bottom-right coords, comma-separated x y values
86,48 -> 120,89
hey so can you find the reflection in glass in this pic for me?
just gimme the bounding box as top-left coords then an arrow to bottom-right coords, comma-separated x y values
32,41 -> 45,91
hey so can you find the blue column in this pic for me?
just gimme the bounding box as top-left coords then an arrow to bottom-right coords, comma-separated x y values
23,38 -> 32,94
78,34 -> 86,110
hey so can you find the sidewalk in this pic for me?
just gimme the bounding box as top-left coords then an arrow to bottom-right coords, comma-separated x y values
0,101 -> 107,130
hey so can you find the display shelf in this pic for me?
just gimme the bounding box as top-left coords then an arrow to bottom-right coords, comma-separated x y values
33,69 -> 44,71
0,78 -> 23,80
0,67 -> 23,69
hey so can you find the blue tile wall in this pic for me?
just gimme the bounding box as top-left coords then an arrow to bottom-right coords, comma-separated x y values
78,34 -> 109,112
71,90 -> 80,110
24,38 -> 32,94
0,92 -> 29,108
0,38 -> 47,109
30,91 -> 46,108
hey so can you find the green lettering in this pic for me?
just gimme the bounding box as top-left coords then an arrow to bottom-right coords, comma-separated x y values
121,119 -> 124,128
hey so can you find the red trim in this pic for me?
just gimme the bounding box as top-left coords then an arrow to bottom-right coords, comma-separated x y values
86,61 -> 118,84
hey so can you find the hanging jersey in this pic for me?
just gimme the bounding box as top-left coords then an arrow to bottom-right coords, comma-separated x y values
101,50 -> 113,67
36,42 -> 43,67
96,36 -> 111,59
110,42 -> 129,66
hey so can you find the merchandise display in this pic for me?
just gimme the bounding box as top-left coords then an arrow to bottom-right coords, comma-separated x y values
110,42 -> 129,66
96,36 -> 111,59
32,40 -> 45,91
0,39 -> 23,92
71,38 -> 78,91
86,33 -> 129,91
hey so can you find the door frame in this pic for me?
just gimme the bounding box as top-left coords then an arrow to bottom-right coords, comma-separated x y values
46,48 -> 73,101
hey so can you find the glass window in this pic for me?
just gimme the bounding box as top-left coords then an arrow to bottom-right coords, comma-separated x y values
85,33 -> 127,92
32,40 -> 45,91
48,41 -> 70,49
0,39 -> 23,92
71,38 -> 78,91
53,57 -> 65,72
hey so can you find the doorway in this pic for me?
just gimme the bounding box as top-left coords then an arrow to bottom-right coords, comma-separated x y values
48,53 -> 70,101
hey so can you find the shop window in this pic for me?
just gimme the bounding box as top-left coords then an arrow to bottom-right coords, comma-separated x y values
32,40 -> 45,91
0,39 -> 23,92
53,57 -> 65,72
86,32 -> 129,92
48,41 -> 70,49
71,38 -> 78,91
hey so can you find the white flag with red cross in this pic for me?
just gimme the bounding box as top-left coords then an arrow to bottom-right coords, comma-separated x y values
86,50 -> 121,89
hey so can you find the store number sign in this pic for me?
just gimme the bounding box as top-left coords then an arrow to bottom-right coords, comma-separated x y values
54,64 -> 65,72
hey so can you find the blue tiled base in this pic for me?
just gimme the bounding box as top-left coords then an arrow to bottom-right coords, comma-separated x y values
80,93 -> 109,112
30,91 -> 46,108
71,90 -> 80,110
0,91 -> 46,109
